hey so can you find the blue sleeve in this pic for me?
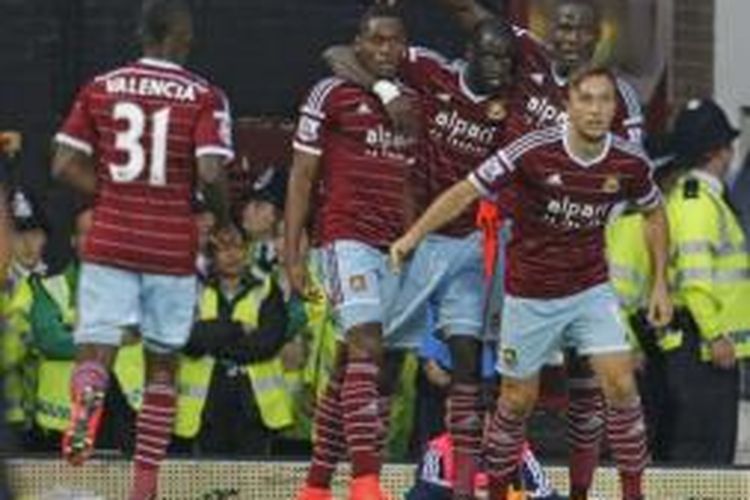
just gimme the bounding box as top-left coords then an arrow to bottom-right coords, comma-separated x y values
481,343 -> 498,380
418,330 -> 452,370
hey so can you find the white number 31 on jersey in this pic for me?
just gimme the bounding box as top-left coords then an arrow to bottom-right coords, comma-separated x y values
109,101 -> 170,186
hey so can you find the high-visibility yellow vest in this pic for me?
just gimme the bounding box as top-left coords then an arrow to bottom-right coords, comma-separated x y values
281,260 -> 339,442
605,210 -> 699,354
667,171 -> 750,361
174,278 -> 293,438
607,213 -> 651,313
27,269 -> 145,432
2,276 -> 34,425
606,213 -> 651,350
33,344 -> 144,433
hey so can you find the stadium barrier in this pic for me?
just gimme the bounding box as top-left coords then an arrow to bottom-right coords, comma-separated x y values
8,458 -> 750,499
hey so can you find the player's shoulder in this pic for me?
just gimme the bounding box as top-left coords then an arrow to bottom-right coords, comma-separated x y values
611,73 -> 643,119
513,24 -> 551,63
407,45 -> 461,74
503,125 -> 564,161
611,135 -> 650,165
300,76 -> 350,116
512,24 -> 545,51
407,45 -> 450,66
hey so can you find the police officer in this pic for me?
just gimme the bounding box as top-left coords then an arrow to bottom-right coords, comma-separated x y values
665,98 -> 750,463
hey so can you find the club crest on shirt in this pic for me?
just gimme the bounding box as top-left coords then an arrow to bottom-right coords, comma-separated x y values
349,274 -> 368,292
485,99 -> 507,121
602,175 -> 621,194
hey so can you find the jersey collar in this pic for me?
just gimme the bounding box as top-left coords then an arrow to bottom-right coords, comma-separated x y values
562,123 -> 612,168
550,62 -> 569,88
458,63 -> 490,103
690,169 -> 724,195
138,57 -> 183,70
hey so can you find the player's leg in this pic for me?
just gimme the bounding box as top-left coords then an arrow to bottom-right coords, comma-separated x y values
435,232 -> 487,499
447,336 -> 482,498
129,272 -> 197,500
131,351 -> 178,500
344,322 -> 386,482
486,293 -> 566,500
565,353 -> 605,500
486,376 -> 539,500
302,342 -> 348,497
308,240 -> 390,499
573,285 -> 648,500
63,263 -> 137,465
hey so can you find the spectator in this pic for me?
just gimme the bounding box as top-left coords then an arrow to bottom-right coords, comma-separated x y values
174,228 -> 292,456
665,98 -> 750,463
3,188 -> 48,440
23,206 -> 143,453
8,189 -> 47,280
241,166 -> 287,281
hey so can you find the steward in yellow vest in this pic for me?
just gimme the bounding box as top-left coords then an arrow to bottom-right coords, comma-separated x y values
2,188 -> 49,434
24,207 -> 145,451
174,229 -> 292,456
663,99 -> 750,464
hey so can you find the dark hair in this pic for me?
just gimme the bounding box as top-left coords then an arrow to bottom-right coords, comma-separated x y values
138,0 -> 191,46
470,17 -> 516,49
567,63 -> 616,93
359,4 -> 404,35
556,0 -> 602,26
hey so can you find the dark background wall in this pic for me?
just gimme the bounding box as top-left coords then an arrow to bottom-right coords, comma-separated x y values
0,0 -> 713,270
0,0 -> 500,269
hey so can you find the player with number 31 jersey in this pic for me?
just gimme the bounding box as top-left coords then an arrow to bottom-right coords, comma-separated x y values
55,56 -> 232,274
51,2 -> 234,499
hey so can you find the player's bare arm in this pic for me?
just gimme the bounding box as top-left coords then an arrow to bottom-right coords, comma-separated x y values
390,179 -> 480,271
284,150 -> 320,296
323,46 -> 419,136
642,201 -> 673,327
51,143 -> 97,196
435,0 -> 495,32
197,155 -> 232,229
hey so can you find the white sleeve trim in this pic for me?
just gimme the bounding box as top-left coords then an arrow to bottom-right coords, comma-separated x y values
195,145 -> 235,162
467,172 -> 492,198
635,185 -> 662,210
54,133 -> 93,156
293,141 -> 322,157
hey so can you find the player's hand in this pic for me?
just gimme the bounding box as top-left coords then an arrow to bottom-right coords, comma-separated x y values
424,360 -> 451,388
385,94 -> 421,139
389,232 -> 418,273
647,279 -> 673,328
286,259 -> 309,298
710,336 -> 737,370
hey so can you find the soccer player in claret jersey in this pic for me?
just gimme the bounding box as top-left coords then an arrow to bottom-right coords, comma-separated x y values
390,66 -> 672,500
324,16 -> 535,499
436,2 -> 646,496
51,1 -> 234,498
285,6 -> 417,500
